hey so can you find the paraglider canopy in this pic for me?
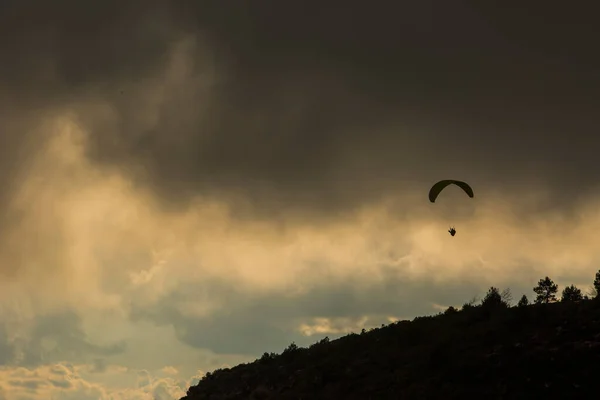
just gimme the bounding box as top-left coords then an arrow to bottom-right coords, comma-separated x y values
429,180 -> 474,203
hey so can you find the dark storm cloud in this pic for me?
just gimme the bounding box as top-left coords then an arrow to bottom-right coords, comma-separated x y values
0,0 -> 184,242
2,1 -> 600,217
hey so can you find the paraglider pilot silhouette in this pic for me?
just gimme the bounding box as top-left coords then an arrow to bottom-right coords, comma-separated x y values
428,180 -> 474,236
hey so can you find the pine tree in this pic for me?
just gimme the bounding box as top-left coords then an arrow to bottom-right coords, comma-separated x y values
562,284 -> 583,302
517,294 -> 529,307
533,276 -> 558,304
593,270 -> 600,298
481,287 -> 509,309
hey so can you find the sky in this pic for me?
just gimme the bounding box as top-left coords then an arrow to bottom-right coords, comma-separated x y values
1,1 -> 599,398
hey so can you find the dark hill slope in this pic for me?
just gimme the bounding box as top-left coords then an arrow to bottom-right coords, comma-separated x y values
180,300 -> 600,400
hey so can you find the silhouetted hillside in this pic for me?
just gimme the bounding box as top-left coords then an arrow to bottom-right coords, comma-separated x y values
180,281 -> 600,400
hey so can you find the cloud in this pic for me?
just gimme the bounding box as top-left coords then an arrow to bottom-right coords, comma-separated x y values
0,2 -> 599,398
2,119 -> 600,361
1,116 -> 599,357
0,1 -> 599,292
0,310 -> 125,369
160,366 -> 179,376
1,1 -> 599,225
0,362 -> 197,400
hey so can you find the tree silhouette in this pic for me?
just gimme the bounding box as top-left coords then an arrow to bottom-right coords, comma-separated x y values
481,287 -> 509,309
462,296 -> 479,311
444,306 -> 458,315
561,284 -> 583,302
593,270 -> 600,298
501,288 -> 513,306
283,342 -> 299,353
533,276 -> 558,304
185,271 -> 600,400
517,294 -> 529,307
